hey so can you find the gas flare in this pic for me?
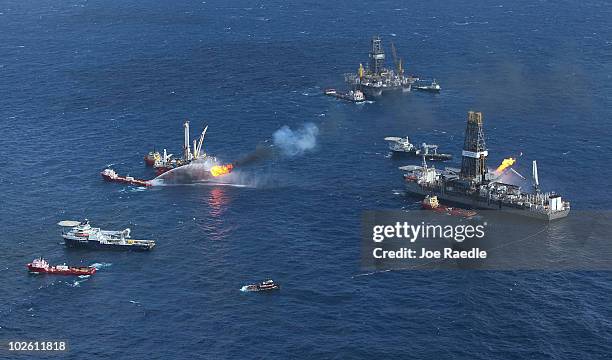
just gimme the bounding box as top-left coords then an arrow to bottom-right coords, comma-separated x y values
495,158 -> 516,173
210,164 -> 234,177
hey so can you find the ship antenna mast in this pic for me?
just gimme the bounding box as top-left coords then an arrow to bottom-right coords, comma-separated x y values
532,160 -> 540,193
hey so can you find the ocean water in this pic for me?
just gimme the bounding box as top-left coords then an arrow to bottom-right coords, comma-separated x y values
1,0 -> 612,358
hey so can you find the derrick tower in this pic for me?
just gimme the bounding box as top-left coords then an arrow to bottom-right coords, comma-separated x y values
368,36 -> 385,75
460,111 -> 488,183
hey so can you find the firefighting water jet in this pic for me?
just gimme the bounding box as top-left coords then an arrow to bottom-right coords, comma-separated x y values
149,122 -> 319,185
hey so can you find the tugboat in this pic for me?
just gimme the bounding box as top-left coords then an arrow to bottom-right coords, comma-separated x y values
422,195 -> 477,218
58,220 -> 156,251
324,88 -> 366,103
101,168 -> 151,187
27,257 -> 96,276
414,79 -> 441,92
241,279 -> 280,292
144,150 -> 161,167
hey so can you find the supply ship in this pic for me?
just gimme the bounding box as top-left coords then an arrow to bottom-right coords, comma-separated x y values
414,79 -> 441,92
344,36 -> 423,98
58,220 -> 156,251
324,88 -> 366,102
385,136 -> 452,161
27,257 -> 96,276
399,111 -> 570,221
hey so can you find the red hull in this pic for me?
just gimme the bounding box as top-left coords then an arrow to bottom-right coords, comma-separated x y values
101,172 -> 151,187
144,157 -> 156,166
27,264 -> 96,276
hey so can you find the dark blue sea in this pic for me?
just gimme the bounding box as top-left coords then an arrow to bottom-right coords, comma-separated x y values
1,0 -> 612,358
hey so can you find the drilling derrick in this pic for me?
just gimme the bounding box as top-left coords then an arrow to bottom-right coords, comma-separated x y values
369,36 -> 385,75
460,111 -> 488,183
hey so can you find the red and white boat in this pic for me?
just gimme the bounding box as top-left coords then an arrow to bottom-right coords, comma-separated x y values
27,258 -> 96,276
422,195 -> 477,218
101,168 -> 151,187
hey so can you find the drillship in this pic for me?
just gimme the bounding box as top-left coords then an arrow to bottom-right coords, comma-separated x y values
58,220 -> 156,251
344,36 -> 418,97
400,111 -> 570,220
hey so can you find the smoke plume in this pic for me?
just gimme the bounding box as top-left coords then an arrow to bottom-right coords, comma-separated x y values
272,123 -> 319,157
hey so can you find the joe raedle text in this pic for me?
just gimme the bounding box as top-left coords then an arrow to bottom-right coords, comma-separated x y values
370,221 -> 488,261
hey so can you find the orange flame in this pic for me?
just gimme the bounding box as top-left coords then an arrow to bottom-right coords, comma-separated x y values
495,157 -> 516,173
210,164 -> 234,177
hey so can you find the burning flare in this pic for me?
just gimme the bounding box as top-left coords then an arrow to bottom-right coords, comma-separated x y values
495,157 -> 516,173
210,164 -> 234,177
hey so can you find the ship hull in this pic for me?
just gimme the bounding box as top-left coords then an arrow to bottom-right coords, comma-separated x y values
391,150 -> 452,161
324,91 -> 365,103
405,181 -> 570,221
27,264 -> 96,275
101,172 -> 151,187
63,238 -> 154,251
360,84 -> 410,98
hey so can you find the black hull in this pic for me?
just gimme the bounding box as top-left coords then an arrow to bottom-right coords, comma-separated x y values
391,151 -> 452,161
64,238 -> 154,251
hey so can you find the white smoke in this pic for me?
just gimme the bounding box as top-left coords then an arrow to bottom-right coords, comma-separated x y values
272,123 -> 319,156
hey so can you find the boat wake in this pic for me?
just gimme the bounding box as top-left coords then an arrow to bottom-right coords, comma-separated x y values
90,262 -> 112,270
67,278 -> 88,287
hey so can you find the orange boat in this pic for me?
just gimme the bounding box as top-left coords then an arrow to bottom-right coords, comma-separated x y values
422,195 -> 477,218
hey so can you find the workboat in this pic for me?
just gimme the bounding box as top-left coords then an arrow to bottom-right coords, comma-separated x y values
324,88 -> 366,102
27,257 -> 96,276
101,168 -> 151,187
422,195 -> 477,218
415,143 -> 452,161
58,220 -> 156,251
241,279 -> 280,292
384,136 -> 452,161
414,79 -> 441,92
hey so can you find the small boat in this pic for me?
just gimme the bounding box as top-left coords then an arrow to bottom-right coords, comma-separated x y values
241,279 -> 280,292
101,168 -> 151,187
414,79 -> 441,92
422,195 -> 477,218
27,257 -> 96,276
324,88 -> 366,102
